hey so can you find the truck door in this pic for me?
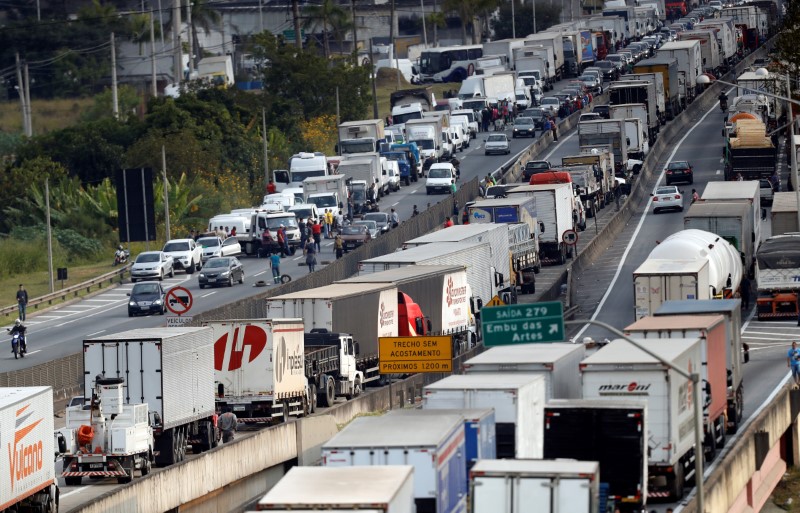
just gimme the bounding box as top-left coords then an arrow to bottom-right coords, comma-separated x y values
555,478 -> 592,512
341,337 -> 356,381
472,476 -> 511,512
516,476 -> 553,512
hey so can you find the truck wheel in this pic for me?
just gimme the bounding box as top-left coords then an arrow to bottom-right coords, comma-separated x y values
117,458 -> 134,484
704,429 -> 717,462
670,462 -> 685,501
65,476 -> 82,486
141,453 -> 152,475
346,377 -> 362,400
309,384 -> 317,413
155,430 -> 177,467
321,377 -> 335,407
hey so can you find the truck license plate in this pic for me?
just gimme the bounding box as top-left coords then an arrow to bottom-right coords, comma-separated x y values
89,463 -> 104,469
232,405 -> 245,411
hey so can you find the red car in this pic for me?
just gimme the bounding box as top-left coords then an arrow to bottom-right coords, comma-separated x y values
665,160 -> 693,185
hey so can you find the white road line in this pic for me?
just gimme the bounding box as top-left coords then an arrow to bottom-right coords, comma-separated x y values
26,350 -> 41,355
200,291 -> 217,298
60,486 -> 90,498
410,190 -> 416,194
86,330 -> 106,337
392,202 -> 399,206
572,97 -> 722,342
52,310 -> 82,314
254,271 -> 266,277
84,299 -> 120,302
293,256 -> 302,261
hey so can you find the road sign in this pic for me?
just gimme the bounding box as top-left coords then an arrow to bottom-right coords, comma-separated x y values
282,29 -> 305,42
486,295 -> 506,307
165,286 -> 193,316
562,229 -> 578,246
166,315 -> 193,327
481,301 -> 565,346
378,336 -> 453,374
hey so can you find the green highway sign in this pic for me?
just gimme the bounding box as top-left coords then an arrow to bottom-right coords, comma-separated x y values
481,301 -> 565,346
282,29 -> 305,42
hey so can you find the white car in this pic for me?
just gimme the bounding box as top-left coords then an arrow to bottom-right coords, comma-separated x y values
447,126 -> 464,152
197,236 -> 241,262
540,97 -> 561,116
651,186 -> 684,213
130,251 -> 174,282
383,160 -> 402,192
426,163 -> 456,195
162,238 -> 203,274
484,134 -> 511,155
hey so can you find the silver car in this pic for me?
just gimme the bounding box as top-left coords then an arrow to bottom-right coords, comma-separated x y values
353,220 -> 380,239
484,134 -> 510,155
130,251 -> 174,282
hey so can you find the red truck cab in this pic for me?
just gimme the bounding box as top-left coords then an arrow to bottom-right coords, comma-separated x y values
397,291 -> 432,336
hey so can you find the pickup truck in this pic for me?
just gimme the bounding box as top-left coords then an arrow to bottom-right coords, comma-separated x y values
162,238 -> 203,274
522,160 -> 552,182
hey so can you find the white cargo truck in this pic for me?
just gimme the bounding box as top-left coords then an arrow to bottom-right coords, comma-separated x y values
696,18 -> 738,64
405,117 -> 445,167
524,32 -> 566,80
657,41 -> 703,103
684,201 -> 755,277
256,465 -> 415,513
83,327 -> 218,467
470,460 -> 601,513
265,283 -> 399,385
343,152 -> 390,197
483,73 -> 517,102
337,119 -> 386,155
701,180 -> 761,248
302,174 -> 347,210
423,374 -> 546,459
463,343 -> 584,400
0,387 -> 59,512
678,30 -> 722,75
609,105 -> 650,160
505,184 -> 577,265
581,338 -> 703,502
578,119 -> 629,175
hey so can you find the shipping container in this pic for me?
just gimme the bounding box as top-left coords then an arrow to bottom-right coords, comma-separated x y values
700,180 -> 761,248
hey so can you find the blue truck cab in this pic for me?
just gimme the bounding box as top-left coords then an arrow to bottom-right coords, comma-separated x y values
391,142 -> 422,180
381,151 -> 413,186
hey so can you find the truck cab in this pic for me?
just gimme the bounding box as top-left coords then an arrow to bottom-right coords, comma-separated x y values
242,210 -> 301,256
304,329 -> 365,407
275,152 -> 330,192
398,291 -> 432,336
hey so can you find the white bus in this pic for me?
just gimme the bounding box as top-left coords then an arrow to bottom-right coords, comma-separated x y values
419,45 -> 483,83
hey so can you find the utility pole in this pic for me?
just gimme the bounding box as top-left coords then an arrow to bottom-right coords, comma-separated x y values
36,0 -> 40,21
259,0 -> 264,33
421,0 -> 428,47
15,53 -> 28,137
335,87 -> 341,152
433,0 -> 438,47
268,107 -> 269,187
186,0 -> 194,75
533,0 -> 537,34
292,0 -> 303,49
172,0 -> 182,84
150,12 -> 158,97
369,38 -> 379,118
45,178 -> 54,293
511,0 -> 516,38
111,33 -> 119,119
351,0 -> 358,65
162,145 -> 171,241
23,61 -> 32,137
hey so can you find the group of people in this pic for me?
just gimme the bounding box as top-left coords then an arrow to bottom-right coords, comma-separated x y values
478,101 -> 520,132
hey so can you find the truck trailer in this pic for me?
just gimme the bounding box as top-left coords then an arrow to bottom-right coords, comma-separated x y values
684,200 -> 755,277
505,184 -> 577,265
701,180 -> 762,253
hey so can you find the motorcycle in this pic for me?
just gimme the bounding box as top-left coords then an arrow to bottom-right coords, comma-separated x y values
113,246 -> 130,266
7,329 -> 26,359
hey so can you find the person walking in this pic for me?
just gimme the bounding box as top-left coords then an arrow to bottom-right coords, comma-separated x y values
311,220 -> 322,252
412,205 -> 419,217
740,275 -> 751,309
218,409 -> 238,443
788,341 -> 800,386
298,218 -> 307,248
304,239 -> 318,272
450,180 -> 457,195
550,118 -> 559,141
452,200 -> 460,224
269,252 -> 282,284
334,235 -> 344,259
324,209 -> 334,238
390,208 -> 399,228
276,226 -> 288,257
16,285 -> 28,321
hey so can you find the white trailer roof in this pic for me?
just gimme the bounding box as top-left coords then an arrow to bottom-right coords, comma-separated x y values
338,265 -> 464,284
404,223 -> 508,244
258,465 -> 414,507
659,40 -> 701,50
360,242 -> 485,264
701,180 -> 759,200
0,386 -> 51,409
471,459 -> 599,476
469,197 -> 536,208
633,258 -> 706,275
772,192 -> 798,214
625,314 -> 725,332
580,338 -> 699,366
424,373 -> 543,390
465,343 -> 583,365
387,408 -> 494,422
507,183 -> 572,194
270,282 -> 396,300
88,327 -> 210,341
323,413 -> 464,448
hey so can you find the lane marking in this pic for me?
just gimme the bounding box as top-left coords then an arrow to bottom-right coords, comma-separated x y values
392,202 -> 399,206
60,486 -> 90,498
86,330 -> 106,337
253,271 -> 266,277
200,291 -> 217,298
25,350 -> 41,355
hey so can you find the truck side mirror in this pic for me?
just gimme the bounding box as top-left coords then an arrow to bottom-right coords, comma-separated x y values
415,318 -> 424,335
743,342 -> 749,363
56,432 -> 67,456
354,342 -> 360,355
539,221 -> 545,233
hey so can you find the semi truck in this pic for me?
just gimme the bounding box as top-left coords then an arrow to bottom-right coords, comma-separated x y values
618,73 -> 667,124
562,148 -> 618,196
423,374 -> 546,459
337,119 -> 385,154
59,377 -> 154,485
608,81 -> 660,140
656,41 -> 703,104
539,166 -> 602,218
633,229 -> 743,318
701,180 -> 762,250
654,299 -> 748,434
609,105 -> 650,160
83,328 -> 218,467
463,343 -> 584,400
322,413 -> 468,513
625,314 -> 730,460
514,47 -> 556,89
266,283 -> 400,385
756,234 -> 800,320
505,183 -> 578,265
723,119 -> 776,181
0,387 -> 59,513
581,338 -> 703,502
338,265 -> 478,355
544,400 -> 648,512
470,460 -> 601,513
696,18 -> 738,65
684,201 -> 755,277
302,174 -> 347,210
256,465 -> 415,513
634,57 -> 681,119
578,119 -> 628,176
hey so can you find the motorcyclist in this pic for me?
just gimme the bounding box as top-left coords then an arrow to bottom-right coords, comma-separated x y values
113,245 -> 128,266
451,156 -> 461,180
718,92 -> 728,111
8,319 -> 27,354
412,205 -> 419,217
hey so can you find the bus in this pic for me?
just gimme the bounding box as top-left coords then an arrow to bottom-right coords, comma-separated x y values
418,45 -> 483,83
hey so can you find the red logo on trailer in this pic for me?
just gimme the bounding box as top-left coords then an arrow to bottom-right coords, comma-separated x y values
7,403 -> 44,492
214,325 -> 268,371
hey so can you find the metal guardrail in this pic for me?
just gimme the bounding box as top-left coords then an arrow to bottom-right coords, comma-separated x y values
0,264 -> 130,319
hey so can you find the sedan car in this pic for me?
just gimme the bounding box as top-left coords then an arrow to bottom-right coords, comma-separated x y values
651,186 -> 684,213
127,281 -> 166,317
130,251 -> 174,282
592,61 -> 618,81
592,105 -> 610,119
539,97 -> 561,116
760,178 -> 775,206
354,220 -> 380,239
665,160 -> 694,185
485,134 -> 511,155
512,117 -> 537,138
197,236 -> 241,262
526,107 -> 549,129
578,74 -> 602,93
198,256 -> 244,288
362,212 -> 391,234
340,224 -> 372,250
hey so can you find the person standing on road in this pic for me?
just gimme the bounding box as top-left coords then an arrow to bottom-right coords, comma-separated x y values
390,208 -> 399,228
789,341 -> 800,386
334,235 -> 344,259
304,239 -> 318,272
324,209 -> 334,238
450,180 -> 457,195
311,220 -> 322,252
452,200 -> 460,224
269,252 -> 282,284
218,409 -> 238,443
740,275 -> 751,309
16,285 -> 28,321
276,226 -> 288,257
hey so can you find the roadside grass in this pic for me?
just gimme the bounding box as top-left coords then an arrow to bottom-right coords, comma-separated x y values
0,97 -> 93,134
375,69 -> 455,119
771,467 -> 800,511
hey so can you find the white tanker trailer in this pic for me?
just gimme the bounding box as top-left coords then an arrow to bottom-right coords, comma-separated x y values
633,229 -> 743,319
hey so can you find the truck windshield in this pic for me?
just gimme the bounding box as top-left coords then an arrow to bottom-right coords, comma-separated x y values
266,217 -> 299,230
462,100 -> 484,111
393,111 -> 422,125
292,169 -> 326,181
350,188 -> 366,201
309,195 -> 337,208
340,139 -> 375,154
413,139 -> 435,150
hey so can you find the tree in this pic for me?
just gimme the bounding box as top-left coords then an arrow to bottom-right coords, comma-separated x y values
82,85 -> 140,122
127,12 -> 162,56
302,0 -> 349,59
442,0 -> 498,44
0,157 -> 67,232
774,0 -> 800,94
186,0 -> 221,67
490,0 -> 562,39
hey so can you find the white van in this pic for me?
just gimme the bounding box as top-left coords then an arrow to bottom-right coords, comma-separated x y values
383,159 -> 401,192
207,214 -> 250,240
448,125 -> 467,152
262,192 -> 296,211
289,203 -> 321,224
515,87 -> 532,110
451,109 -> 479,138
450,115 -> 473,143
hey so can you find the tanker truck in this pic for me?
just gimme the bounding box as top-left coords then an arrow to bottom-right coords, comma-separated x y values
633,229 -> 743,319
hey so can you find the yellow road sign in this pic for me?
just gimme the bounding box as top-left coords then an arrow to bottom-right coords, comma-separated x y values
486,295 -> 506,307
378,336 -> 453,374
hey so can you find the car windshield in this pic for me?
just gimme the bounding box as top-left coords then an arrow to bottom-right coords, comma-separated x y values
355,221 -> 377,230
163,242 -> 189,252
266,217 -> 300,230
132,283 -> 160,295
136,253 -> 160,263
429,168 -> 452,178
596,62 -> 614,69
528,109 -> 545,117
206,258 -> 231,268
516,94 -> 527,101
486,186 -> 508,196
363,213 -> 388,224
668,161 -> 689,169
578,75 -> 595,81
527,162 -> 549,170
516,117 -> 534,125
342,226 -> 366,235
487,135 -> 506,142
656,187 -> 677,195
197,237 -> 219,247
541,98 -> 559,105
